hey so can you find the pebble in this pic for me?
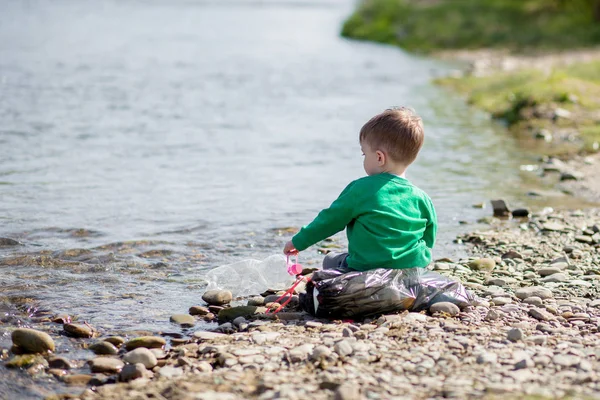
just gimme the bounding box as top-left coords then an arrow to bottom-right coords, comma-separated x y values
429,302 -> 460,316
123,348 -> 158,369
193,331 -> 227,341
89,341 -> 119,355
311,345 -> 332,360
64,323 -> 94,338
335,382 -> 361,400
188,306 -> 210,316
522,296 -> 544,306
120,363 -> 147,382
170,314 -> 195,327
553,354 -> 581,368
201,290 -> 233,306
48,356 -> 73,370
476,352 -> 498,364
468,258 -> 496,272
246,296 -> 265,306
507,328 -> 524,342
158,365 -> 183,378
11,328 -> 55,354
538,266 -> 564,276
89,357 -> 124,373
541,273 -> 569,283
529,308 -> 554,321
125,336 -> 166,351
334,340 -> 354,357
515,287 -> 553,300
103,336 -> 125,347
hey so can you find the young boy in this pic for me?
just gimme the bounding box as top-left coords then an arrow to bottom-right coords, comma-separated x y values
283,107 -> 437,272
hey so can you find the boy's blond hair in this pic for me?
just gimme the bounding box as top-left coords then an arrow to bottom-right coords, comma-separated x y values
359,107 -> 424,165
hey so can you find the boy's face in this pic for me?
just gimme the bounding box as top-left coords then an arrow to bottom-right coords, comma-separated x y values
361,141 -> 383,176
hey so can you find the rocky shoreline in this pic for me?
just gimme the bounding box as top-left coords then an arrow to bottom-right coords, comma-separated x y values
2,207 -> 599,400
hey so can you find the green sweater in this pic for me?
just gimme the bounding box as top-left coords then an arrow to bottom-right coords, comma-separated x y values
292,173 -> 437,271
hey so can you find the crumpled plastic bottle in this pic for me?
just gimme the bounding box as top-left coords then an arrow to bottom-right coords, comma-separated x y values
204,255 -> 295,297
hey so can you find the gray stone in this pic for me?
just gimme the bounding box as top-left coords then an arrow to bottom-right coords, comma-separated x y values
335,382 -> 360,400
202,290 -> 233,306
515,287 -> 552,300
529,335 -> 547,345
476,352 -> 498,364
247,296 -> 265,307
170,314 -> 195,327
529,308 -> 554,321
491,297 -> 512,305
193,331 -> 227,341
11,328 -> 55,354
89,341 -> 119,355
217,306 -> 265,323
120,363 -> 147,382
522,296 -> 543,306
514,357 -> 534,370
553,354 -> 581,368
311,345 -> 332,360
103,336 -> 125,347
89,357 -> 124,373
538,267 -> 564,277
334,340 -> 354,357
507,328 -> 524,342
542,222 -> 565,232
429,302 -> 460,316
123,347 -> 157,369
541,273 -> 569,283
0,237 -> 21,246
491,199 -> 510,217
158,365 -> 183,378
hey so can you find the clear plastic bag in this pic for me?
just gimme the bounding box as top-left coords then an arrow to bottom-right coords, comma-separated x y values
300,267 -> 474,319
204,255 -> 295,297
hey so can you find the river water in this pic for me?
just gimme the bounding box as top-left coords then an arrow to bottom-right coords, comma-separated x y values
0,0 -> 564,397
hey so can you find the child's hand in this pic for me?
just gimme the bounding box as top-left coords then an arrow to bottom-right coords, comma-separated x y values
283,241 -> 298,256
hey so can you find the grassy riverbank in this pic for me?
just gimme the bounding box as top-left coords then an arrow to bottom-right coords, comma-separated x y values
341,0 -> 600,53
437,61 -> 600,155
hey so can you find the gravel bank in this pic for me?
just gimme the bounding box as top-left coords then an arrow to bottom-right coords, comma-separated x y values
36,208 -> 599,400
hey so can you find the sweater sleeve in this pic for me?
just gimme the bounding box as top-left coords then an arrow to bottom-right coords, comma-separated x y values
422,196 -> 437,249
292,182 -> 357,251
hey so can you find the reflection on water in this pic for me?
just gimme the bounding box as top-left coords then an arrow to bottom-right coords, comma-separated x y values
0,1 -> 591,396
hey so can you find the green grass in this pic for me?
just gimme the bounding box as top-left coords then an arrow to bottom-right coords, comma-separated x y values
436,61 -> 600,154
342,0 -> 600,53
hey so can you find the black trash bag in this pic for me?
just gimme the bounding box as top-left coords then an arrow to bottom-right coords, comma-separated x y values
300,267 -> 474,320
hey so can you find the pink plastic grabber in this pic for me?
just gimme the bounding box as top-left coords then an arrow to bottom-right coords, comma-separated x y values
286,255 -> 303,276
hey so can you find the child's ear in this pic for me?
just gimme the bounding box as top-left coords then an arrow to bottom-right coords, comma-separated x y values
376,150 -> 385,166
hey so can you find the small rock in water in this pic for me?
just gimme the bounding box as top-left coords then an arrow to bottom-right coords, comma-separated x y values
507,328 -> 523,342
218,306 -> 265,323
123,347 -> 157,369
124,336 -> 166,351
429,302 -> 460,316
62,374 -> 93,386
468,258 -> 496,272
189,306 -> 210,316
246,296 -> 265,306
103,336 -> 125,347
11,328 -> 55,354
515,287 -> 552,300
6,354 -> 48,369
88,341 -> 119,355
48,356 -> 73,370
490,199 -> 510,217
89,357 -> 124,373
0,237 -> 21,246
120,363 -> 147,382
170,314 -> 195,327
201,290 -> 233,306
511,209 -> 530,218
64,323 -> 94,338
